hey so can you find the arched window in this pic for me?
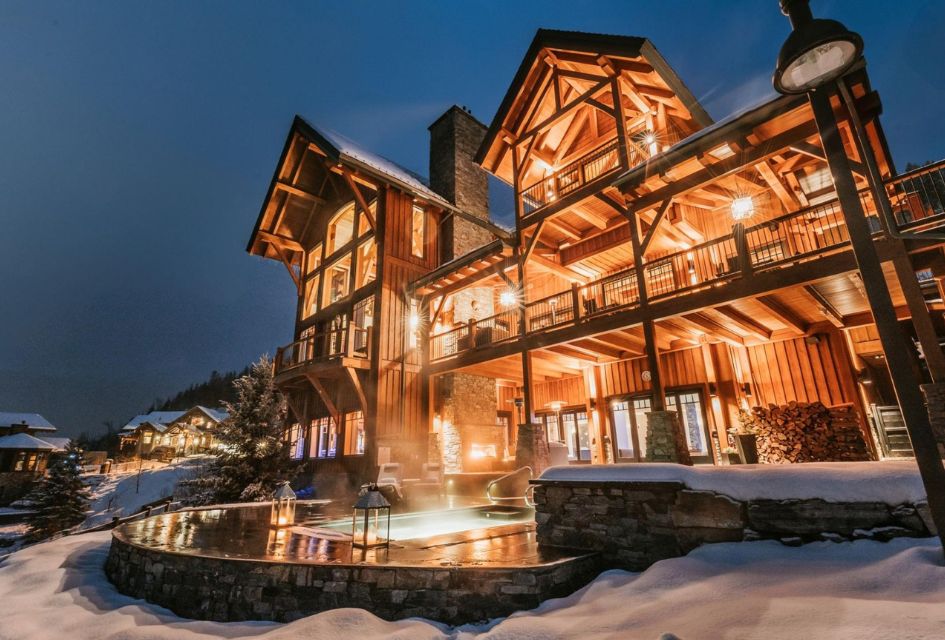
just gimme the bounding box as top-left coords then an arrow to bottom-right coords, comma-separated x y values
326,202 -> 356,255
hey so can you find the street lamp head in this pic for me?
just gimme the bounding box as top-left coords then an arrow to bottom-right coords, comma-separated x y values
773,0 -> 863,95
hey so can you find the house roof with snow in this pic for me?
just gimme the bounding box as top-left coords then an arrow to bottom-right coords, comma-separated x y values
0,412 -> 57,432
0,433 -> 59,451
36,436 -> 71,452
121,410 -> 186,432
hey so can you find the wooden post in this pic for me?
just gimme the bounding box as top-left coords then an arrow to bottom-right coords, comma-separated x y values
810,84 -> 945,551
643,319 -> 665,411
733,222 -> 753,276
521,350 -> 536,425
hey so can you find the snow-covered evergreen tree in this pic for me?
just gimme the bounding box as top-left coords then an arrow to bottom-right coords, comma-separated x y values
25,444 -> 91,542
181,355 -> 295,504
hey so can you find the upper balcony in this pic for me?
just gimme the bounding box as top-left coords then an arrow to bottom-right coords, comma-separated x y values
428,157 -> 945,365
274,324 -> 372,382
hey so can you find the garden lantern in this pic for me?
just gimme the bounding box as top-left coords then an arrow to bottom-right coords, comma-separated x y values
351,484 -> 391,550
270,482 -> 297,527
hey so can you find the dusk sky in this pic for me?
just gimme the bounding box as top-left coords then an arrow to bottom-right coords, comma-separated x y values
1,1 -> 943,437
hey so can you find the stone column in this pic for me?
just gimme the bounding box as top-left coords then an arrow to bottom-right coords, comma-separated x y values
645,411 -> 693,465
515,422 -> 550,474
921,382 -> 945,458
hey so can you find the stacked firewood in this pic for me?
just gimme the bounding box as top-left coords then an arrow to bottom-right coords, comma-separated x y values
743,402 -> 871,464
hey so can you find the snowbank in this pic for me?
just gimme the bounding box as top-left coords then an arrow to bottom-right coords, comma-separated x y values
1,530 -> 944,639
538,461 -> 927,504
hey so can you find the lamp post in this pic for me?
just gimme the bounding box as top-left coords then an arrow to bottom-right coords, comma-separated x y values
773,0 -> 945,555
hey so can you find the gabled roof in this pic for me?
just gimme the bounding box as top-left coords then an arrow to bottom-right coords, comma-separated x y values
121,410 -> 186,432
0,412 -> 56,432
36,436 -> 71,452
294,116 -> 450,207
0,433 -> 58,451
476,29 -> 713,170
192,406 -> 229,423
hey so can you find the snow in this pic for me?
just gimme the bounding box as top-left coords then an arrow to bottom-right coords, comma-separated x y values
0,412 -> 56,431
79,457 -> 211,530
538,461 -> 928,504
121,411 -> 186,431
1,531 -> 944,639
0,433 -> 58,451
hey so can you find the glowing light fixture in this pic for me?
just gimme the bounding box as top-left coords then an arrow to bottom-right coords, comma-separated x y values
408,311 -> 420,331
644,131 -> 657,146
351,484 -> 391,551
499,288 -> 517,308
731,196 -> 755,221
772,0 -> 863,95
270,482 -> 297,528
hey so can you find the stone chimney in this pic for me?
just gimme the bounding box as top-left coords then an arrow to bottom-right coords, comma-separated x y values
429,105 -> 493,260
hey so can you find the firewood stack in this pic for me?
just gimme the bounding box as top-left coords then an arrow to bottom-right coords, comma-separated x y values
745,402 -> 871,464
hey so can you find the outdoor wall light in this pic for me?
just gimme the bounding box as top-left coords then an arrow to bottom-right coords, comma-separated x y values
499,288 -> 517,307
773,0 -> 863,94
731,196 -> 755,221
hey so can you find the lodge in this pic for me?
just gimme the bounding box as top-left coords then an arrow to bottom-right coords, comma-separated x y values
247,29 -> 945,489
118,406 -> 228,459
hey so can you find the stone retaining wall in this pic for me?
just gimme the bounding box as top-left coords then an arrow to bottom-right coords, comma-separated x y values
533,479 -> 934,571
105,533 -> 601,624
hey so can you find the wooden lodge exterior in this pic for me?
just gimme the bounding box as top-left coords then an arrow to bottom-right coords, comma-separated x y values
249,30 -> 945,486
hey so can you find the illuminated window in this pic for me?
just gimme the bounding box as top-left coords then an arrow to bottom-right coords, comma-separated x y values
327,203 -> 355,255
311,417 -> 337,458
344,411 -> 365,455
322,255 -> 351,308
357,200 -> 377,237
288,423 -> 305,460
302,274 -> 321,318
306,244 -> 323,274
355,238 -> 377,289
142,431 -> 153,445
411,205 -> 425,258
352,296 -> 374,355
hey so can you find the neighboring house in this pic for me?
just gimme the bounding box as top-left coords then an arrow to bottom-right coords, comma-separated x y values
249,29 -> 945,487
119,406 -> 229,458
0,412 -> 69,505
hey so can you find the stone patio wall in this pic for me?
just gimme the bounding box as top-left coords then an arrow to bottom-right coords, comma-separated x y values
532,478 -> 935,571
105,533 -> 600,625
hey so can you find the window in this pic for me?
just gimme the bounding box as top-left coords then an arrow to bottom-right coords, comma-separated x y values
344,411 -> 365,455
355,238 -> 377,289
302,274 -> 321,318
327,203 -> 355,255
411,204 -> 425,258
610,396 -> 651,461
288,423 -> 305,460
142,431 -> 153,445
540,408 -> 591,461
352,296 -> 374,355
322,255 -> 351,308
311,417 -> 338,458
666,390 -> 710,460
358,201 -> 376,237
305,243 -> 323,275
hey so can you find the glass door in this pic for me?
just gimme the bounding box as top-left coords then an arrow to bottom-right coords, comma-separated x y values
666,390 -> 713,465
561,410 -> 591,462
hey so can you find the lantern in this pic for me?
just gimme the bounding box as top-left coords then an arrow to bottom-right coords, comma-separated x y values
270,482 -> 297,527
351,484 -> 391,550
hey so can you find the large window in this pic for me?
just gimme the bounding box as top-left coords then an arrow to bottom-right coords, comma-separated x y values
311,417 -> 338,459
287,423 -> 305,460
355,238 -> 377,289
322,255 -> 351,308
344,411 -> 365,455
610,396 -> 651,461
305,243 -> 322,275
327,203 -> 355,255
411,204 -> 425,258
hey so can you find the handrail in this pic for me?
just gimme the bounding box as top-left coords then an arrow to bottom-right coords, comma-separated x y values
485,466 -> 533,504
274,325 -> 372,374
521,139 -> 621,215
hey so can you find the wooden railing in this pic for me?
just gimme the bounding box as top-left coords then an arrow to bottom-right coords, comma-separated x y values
429,190 -> 878,362
886,159 -> 945,232
274,326 -> 372,375
521,140 -> 621,215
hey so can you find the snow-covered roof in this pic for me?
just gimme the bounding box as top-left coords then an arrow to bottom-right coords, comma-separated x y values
193,406 -> 228,423
0,412 -> 56,432
298,117 -> 451,207
36,437 -> 71,452
121,411 -> 186,431
0,433 -> 58,451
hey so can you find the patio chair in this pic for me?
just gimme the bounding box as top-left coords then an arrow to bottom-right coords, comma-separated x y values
376,462 -> 404,499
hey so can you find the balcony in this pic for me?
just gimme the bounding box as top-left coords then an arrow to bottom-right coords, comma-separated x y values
887,160 -> 945,233
429,190 -> 877,363
274,325 -> 372,378
520,140 -> 623,217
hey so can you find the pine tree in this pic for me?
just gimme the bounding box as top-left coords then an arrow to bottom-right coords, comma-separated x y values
25,444 -> 91,542
181,356 -> 295,504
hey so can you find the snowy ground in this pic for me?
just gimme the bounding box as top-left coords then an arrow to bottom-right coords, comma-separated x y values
0,531 -> 942,639
80,456 -> 211,529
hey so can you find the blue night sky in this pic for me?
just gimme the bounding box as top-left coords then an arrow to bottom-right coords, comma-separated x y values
1,1 -> 943,436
